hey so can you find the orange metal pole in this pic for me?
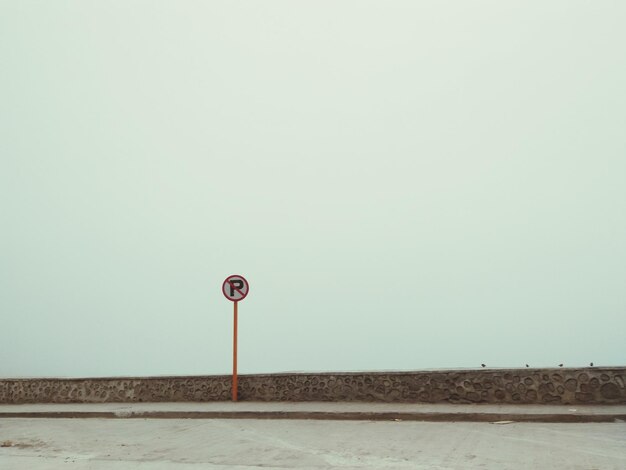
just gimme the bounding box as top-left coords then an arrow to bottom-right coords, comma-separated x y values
232,301 -> 238,402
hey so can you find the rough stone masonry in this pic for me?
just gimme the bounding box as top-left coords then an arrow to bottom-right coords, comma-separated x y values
1,368 -> 624,405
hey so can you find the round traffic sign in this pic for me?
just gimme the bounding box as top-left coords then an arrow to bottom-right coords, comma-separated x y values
222,275 -> 249,302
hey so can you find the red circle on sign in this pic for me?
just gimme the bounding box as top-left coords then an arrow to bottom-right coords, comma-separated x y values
222,274 -> 249,302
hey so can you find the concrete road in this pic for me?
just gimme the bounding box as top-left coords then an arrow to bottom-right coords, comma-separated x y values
1,418 -> 625,469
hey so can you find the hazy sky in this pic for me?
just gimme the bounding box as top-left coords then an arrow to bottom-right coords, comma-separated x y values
1,1 -> 625,378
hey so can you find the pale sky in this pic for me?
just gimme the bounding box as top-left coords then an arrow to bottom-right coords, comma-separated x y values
1,1 -> 625,378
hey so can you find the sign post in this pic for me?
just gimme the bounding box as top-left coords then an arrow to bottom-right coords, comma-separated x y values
221,274 -> 249,402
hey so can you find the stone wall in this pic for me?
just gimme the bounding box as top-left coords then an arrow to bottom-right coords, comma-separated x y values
1,368 -> 624,405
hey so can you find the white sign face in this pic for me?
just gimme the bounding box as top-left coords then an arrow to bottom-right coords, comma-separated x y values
222,275 -> 249,302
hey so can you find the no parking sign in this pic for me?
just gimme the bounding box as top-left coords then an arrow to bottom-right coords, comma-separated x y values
222,275 -> 249,302
222,274 -> 250,402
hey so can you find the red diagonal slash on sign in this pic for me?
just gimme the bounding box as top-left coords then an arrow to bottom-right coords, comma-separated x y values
227,279 -> 246,298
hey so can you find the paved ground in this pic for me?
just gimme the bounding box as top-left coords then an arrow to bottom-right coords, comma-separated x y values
0,418 -> 625,469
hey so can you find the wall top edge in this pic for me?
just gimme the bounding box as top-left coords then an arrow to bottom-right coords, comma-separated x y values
1,367 -> 624,382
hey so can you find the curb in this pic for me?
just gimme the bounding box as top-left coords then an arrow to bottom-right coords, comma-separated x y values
1,411 -> 625,423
